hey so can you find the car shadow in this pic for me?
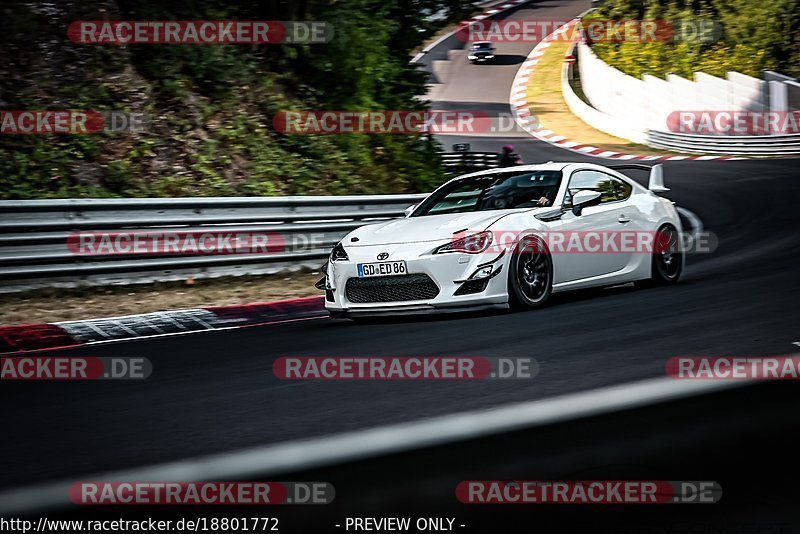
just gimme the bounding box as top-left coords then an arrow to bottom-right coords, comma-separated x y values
334,306 -> 512,325
326,280 -> 696,326
487,54 -> 527,66
330,280 -> 691,326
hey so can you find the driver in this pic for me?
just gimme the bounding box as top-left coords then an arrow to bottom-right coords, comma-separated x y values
483,183 -> 557,208
534,181 -> 558,207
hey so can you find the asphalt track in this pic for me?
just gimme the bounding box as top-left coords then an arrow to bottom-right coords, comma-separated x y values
3,0 -> 799,493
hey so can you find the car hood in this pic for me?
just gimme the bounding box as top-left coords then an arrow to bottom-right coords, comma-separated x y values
345,209 -> 526,246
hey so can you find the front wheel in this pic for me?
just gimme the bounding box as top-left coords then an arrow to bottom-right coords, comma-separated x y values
508,237 -> 553,310
637,223 -> 683,287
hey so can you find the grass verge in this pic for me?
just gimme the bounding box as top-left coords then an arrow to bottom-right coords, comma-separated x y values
524,39 -> 680,157
0,272 -> 322,326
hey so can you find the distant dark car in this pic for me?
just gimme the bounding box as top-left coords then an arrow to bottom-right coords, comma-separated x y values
468,41 -> 496,63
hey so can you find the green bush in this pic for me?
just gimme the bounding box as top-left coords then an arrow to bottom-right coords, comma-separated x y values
586,0 -> 799,79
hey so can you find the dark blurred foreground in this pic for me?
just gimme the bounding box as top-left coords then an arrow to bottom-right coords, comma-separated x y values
21,379 -> 800,533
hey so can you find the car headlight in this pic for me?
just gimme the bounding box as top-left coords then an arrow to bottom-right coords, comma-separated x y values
434,231 -> 493,254
330,242 -> 349,262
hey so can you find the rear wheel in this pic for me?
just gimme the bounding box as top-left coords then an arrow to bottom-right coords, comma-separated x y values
508,237 -> 553,310
637,223 -> 683,287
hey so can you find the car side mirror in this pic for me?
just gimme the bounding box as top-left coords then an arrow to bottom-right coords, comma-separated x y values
404,204 -> 417,218
571,190 -> 601,216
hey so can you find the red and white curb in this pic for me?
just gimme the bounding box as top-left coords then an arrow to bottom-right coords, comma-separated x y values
509,20 -> 740,162
0,296 -> 327,354
412,0 -> 531,63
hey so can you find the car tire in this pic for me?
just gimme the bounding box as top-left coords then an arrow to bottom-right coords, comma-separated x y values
636,223 -> 683,288
508,236 -> 553,310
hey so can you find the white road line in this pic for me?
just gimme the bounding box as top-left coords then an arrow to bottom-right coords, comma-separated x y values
111,320 -> 139,336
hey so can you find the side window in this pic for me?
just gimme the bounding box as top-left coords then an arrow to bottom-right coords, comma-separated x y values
613,176 -> 632,201
564,170 -> 631,206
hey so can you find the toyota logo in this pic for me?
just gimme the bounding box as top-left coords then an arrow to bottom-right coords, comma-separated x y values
377,252 -> 389,260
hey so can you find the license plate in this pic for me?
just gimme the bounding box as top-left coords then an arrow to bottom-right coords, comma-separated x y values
357,261 -> 407,277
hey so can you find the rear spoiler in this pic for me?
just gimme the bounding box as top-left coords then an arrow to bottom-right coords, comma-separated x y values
607,164 -> 669,193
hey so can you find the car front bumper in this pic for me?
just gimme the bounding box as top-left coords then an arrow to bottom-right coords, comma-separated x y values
323,242 -> 509,315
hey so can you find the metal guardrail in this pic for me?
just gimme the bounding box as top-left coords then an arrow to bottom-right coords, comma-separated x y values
0,150 -> 508,293
442,151 -> 500,175
646,130 -> 800,155
0,194 -> 427,293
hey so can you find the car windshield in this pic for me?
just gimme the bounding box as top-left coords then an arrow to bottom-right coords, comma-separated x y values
411,170 -> 563,216
473,42 -> 492,49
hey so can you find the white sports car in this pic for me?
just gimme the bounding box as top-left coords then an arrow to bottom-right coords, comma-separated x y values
319,162 -> 683,317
